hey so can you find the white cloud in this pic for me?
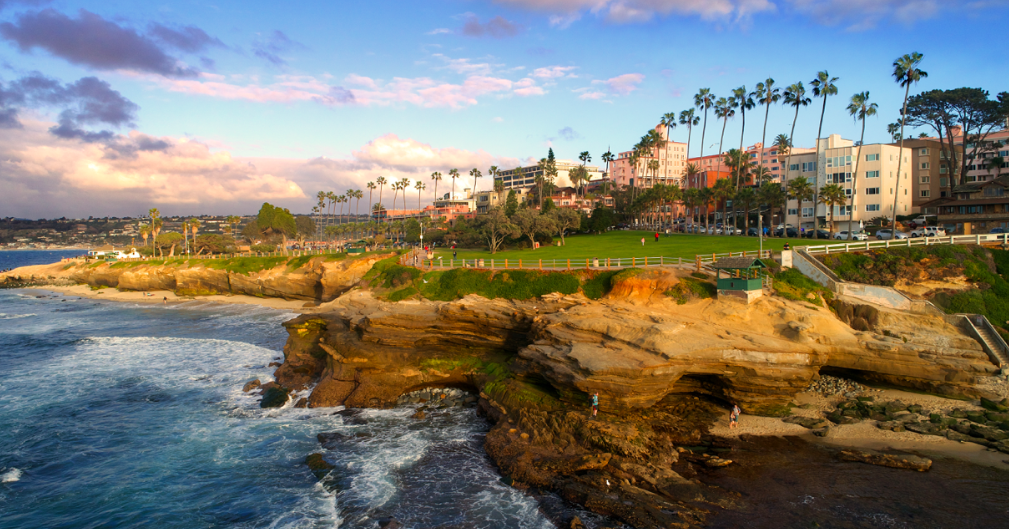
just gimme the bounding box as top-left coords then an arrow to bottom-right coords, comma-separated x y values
514,86 -> 546,96
426,28 -> 453,35
591,73 -> 644,96
785,0 -> 973,30
577,90 -> 607,100
496,0 -> 775,25
531,65 -> 579,79
0,120 -> 523,217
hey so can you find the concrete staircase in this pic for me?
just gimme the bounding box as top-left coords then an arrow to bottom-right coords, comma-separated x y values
967,316 -> 1009,368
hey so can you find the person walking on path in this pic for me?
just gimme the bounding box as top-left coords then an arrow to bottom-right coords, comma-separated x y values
591,392 -> 599,419
640,237 -> 645,246
654,232 -> 660,242
729,404 -> 741,429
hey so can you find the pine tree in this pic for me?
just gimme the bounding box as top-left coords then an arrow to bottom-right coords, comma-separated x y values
504,189 -> 519,217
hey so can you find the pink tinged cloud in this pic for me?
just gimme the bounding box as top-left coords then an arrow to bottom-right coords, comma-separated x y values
593,73 -> 644,96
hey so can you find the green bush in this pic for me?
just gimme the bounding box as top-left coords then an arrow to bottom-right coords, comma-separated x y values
580,270 -> 621,300
418,269 -> 580,301
665,277 -> 716,304
250,243 -> 276,253
204,256 -> 287,275
773,268 -> 832,306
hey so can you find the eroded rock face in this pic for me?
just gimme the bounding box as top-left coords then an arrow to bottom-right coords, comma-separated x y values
41,254 -> 394,301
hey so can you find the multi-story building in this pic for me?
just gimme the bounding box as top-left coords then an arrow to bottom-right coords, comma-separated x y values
474,188 -> 531,214
782,134 -> 914,231
891,138 -> 947,215
495,160 -> 603,191
682,169 -> 731,218
923,177 -> 1009,234
609,124 -> 688,189
686,142 -> 813,185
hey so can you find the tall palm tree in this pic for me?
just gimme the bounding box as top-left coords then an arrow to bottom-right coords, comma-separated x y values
148,208 -> 162,253
660,112 -> 677,158
366,182 -> 376,225
754,78 -> 781,173
448,168 -> 460,200
679,109 -> 700,159
699,186 -> 714,234
887,122 -> 902,143
760,183 -> 786,236
819,183 -> 848,237
891,52 -> 928,230
787,176 -> 814,230
601,150 -> 614,183
390,181 -> 401,220
315,191 -> 326,234
226,215 -> 240,240
648,159 -> 660,190
783,82 -> 811,197
430,172 -> 443,208
714,97 -> 736,158
416,180 -> 426,209
733,86 -> 756,180
694,89 -> 715,159
752,165 -> 773,188
469,168 -> 482,197
354,189 -> 364,222
810,70 -> 839,221
578,151 -> 591,196
846,91 -> 878,239
181,221 -> 189,254
487,166 -> 499,197
376,177 -> 388,222
682,188 -> 699,227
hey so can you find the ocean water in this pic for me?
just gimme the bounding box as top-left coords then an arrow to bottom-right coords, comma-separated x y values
0,249 -> 85,271
0,287 -> 597,529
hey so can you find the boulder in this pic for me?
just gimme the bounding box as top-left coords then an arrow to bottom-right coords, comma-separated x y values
839,449 -> 932,471
305,453 -> 334,479
260,386 -> 291,408
242,379 -> 261,392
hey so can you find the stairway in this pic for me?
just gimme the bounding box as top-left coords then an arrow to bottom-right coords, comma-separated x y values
969,315 -> 1009,368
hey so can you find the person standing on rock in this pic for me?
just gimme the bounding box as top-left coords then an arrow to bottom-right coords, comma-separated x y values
591,392 -> 599,419
729,404 -> 740,429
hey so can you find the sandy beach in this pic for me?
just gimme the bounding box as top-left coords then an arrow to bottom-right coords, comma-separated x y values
29,284 -> 315,312
710,386 -> 1009,468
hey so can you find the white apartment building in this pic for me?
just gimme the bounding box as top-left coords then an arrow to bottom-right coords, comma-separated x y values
783,134 -> 915,230
495,160 -> 603,191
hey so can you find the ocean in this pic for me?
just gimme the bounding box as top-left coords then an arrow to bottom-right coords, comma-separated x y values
0,253 -> 607,528
0,249 -> 86,271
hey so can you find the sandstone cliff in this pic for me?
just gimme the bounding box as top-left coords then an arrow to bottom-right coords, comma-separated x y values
276,286 -> 998,528
0,253 -> 393,302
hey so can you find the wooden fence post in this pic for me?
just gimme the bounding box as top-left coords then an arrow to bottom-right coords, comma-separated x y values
519,259 -> 522,269
567,259 -> 571,270
504,259 -> 507,269
632,257 -> 636,267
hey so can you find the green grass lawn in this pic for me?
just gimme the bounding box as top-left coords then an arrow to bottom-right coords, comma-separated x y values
435,230 -> 792,263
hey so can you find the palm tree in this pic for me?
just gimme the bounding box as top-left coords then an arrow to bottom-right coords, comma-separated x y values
353,189 -> 364,222
430,172 -> 442,210
139,224 -> 150,248
660,112 -> 677,159
735,187 -> 757,235
416,180 -> 426,210
846,91 -> 878,239
819,184 -> 848,237
315,191 -> 326,234
601,150 -> 614,183
578,151 -> 591,196
376,177 -> 388,222
733,86 -> 756,177
682,187 -> 699,227
712,177 -> 735,235
783,82 -> 810,194
469,168 -> 482,197
810,70 -> 839,221
787,176 -> 814,231
679,109 -> 700,159
887,122 -> 902,143
448,168 -> 460,200
699,186 -> 714,234
390,181 -> 401,220
755,78 -> 781,172
226,215 -> 240,240
148,208 -> 162,254
487,165 -> 499,197
891,52 -> 928,230
366,182 -> 376,224
714,97 -> 736,158
648,159 -> 660,192
337,195 -> 346,225
760,183 -> 785,235
752,165 -> 773,187
694,88 -> 715,159
190,219 -> 200,254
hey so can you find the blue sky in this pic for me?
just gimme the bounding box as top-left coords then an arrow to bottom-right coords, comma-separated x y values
0,0 -> 1005,217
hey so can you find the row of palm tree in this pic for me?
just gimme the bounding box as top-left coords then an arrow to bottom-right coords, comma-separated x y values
314,189 -> 365,234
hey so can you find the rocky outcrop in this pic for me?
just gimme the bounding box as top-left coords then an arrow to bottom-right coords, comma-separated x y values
275,288 -> 1000,528
1,253 -> 393,302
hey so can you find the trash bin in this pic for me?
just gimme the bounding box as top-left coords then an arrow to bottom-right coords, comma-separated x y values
478,259 -> 485,267
592,258 -> 599,268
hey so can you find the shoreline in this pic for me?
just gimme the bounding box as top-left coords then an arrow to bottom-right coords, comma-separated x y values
709,387 -> 1009,469
28,284 -> 314,312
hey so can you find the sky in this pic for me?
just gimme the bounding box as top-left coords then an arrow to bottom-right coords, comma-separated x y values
0,0 -> 1005,218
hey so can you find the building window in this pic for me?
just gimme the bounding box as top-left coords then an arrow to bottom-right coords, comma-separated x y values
866,187 -> 880,195
920,162 -> 930,169
865,153 -> 879,161
940,165 -> 948,174
789,164 -> 799,171
984,187 -> 1004,197
802,207 -> 814,218
866,204 -> 880,212
920,190 -> 930,198
940,177 -> 948,187
787,208 -> 798,215
833,205 -> 851,216
866,170 -> 880,178
920,148 -> 929,155
802,162 -> 816,172
920,176 -> 930,183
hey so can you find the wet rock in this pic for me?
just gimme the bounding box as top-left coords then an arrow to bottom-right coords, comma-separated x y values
783,416 -> 829,429
260,386 -> 291,408
811,426 -> 833,437
981,397 -> 1009,412
839,449 -> 932,471
305,453 -> 334,479
569,516 -> 587,529
335,408 -> 368,425
411,409 -> 426,420
242,379 -> 261,392
294,397 -> 308,408
536,453 -> 612,473
269,361 -> 282,368
377,517 -> 403,528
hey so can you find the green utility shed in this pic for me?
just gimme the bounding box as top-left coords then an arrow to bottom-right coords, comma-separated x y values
710,257 -> 770,303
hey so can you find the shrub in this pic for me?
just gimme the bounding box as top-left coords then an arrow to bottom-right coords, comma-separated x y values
665,277 -> 716,304
773,268 -> 832,306
581,270 -> 621,300
251,243 -> 276,253
419,269 -> 580,301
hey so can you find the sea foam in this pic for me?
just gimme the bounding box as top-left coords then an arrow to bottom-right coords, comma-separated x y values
1,468 -> 23,483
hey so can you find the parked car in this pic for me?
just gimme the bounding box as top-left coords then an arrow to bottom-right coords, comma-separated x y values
834,231 -> 869,240
747,227 -> 760,237
910,226 -> 947,237
774,227 -> 799,237
876,229 -> 908,240
803,229 -> 831,239
990,227 -> 1006,234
